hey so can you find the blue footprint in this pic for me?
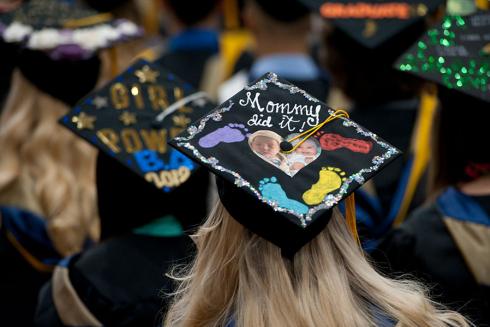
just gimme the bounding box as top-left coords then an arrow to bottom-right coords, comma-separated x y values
259,177 -> 308,215
198,123 -> 250,148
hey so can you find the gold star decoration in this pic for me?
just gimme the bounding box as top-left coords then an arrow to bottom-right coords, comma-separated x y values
172,114 -> 191,127
119,111 -> 137,126
92,96 -> 108,109
134,65 -> 159,83
72,112 -> 96,130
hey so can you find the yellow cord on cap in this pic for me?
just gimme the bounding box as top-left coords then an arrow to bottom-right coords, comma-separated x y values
281,109 -> 349,154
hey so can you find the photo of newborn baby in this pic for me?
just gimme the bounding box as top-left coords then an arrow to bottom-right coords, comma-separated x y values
286,133 -> 321,175
248,130 -> 321,176
248,130 -> 290,174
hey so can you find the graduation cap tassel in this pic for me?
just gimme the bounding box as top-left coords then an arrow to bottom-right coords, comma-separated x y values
280,109 -> 349,153
345,194 -> 361,247
142,0 -> 160,35
476,0 -> 489,10
109,47 -> 119,78
393,85 -> 438,226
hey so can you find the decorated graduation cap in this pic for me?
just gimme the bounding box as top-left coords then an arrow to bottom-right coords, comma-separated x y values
0,0 -> 142,59
60,59 -> 215,195
396,11 -> 490,103
170,73 -> 401,256
300,0 -> 444,48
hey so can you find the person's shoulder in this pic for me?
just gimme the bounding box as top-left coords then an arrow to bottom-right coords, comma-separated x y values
62,235 -> 193,324
72,234 -> 194,275
400,201 -> 442,234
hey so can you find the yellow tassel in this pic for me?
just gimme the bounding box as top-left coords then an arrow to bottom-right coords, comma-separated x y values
223,0 -> 240,30
109,47 -> 119,78
220,30 -> 254,78
476,0 -> 489,10
142,0 -> 160,35
393,86 -> 438,226
345,194 -> 361,246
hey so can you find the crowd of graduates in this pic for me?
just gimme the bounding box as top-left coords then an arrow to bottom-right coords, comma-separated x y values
0,0 -> 488,326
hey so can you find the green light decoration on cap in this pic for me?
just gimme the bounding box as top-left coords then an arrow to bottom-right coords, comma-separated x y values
397,15 -> 490,94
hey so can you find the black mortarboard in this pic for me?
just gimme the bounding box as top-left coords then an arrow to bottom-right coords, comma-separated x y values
300,0 -> 444,48
60,59 -> 215,194
396,11 -> 490,103
83,0 -> 131,13
170,73 -> 401,256
17,48 -> 101,106
0,0 -> 142,59
254,0 -> 311,22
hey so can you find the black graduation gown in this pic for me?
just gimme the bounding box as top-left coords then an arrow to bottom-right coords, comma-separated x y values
348,100 -> 430,246
34,233 -> 195,327
372,188 -> 490,326
0,41 -> 17,108
349,100 -> 421,213
155,49 -> 217,89
0,206 -> 65,327
0,228 -> 52,326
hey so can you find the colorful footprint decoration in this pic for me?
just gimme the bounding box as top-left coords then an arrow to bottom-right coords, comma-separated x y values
198,123 -> 250,148
302,167 -> 346,205
259,177 -> 308,215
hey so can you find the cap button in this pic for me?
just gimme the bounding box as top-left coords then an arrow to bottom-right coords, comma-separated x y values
280,141 -> 293,152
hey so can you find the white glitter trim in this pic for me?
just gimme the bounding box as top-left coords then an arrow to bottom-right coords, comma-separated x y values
174,74 -> 400,227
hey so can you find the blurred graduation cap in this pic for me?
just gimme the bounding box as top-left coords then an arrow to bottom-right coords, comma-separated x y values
60,59 -> 216,192
0,0 -> 142,59
254,0 -> 312,22
300,0 -> 445,48
396,10 -> 490,103
170,72 -> 401,256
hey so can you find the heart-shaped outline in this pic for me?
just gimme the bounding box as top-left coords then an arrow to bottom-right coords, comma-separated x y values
248,130 -> 322,177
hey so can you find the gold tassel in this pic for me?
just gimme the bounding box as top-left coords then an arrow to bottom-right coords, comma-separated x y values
109,47 -> 119,78
476,0 -> 489,10
345,194 -> 361,246
142,0 -> 160,35
223,0 -> 240,30
393,85 -> 438,226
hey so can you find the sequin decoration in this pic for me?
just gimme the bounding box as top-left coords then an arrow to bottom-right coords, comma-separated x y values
396,13 -> 490,102
246,73 -> 319,103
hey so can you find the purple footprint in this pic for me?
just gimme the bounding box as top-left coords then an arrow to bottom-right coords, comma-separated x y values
198,123 -> 250,148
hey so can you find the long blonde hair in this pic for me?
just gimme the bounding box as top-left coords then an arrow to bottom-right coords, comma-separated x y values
0,70 -> 99,256
165,202 -> 470,327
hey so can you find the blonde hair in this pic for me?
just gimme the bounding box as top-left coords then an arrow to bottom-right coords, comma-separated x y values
165,202 -> 471,327
0,70 -> 99,256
